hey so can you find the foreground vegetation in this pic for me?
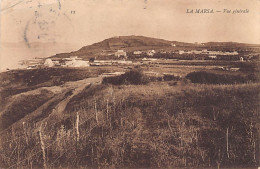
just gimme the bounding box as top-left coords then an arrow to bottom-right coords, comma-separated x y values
0,79 -> 259,168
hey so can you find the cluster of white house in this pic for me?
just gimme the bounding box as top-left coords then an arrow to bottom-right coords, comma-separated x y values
43,55 -> 134,68
115,49 -> 156,58
116,49 -> 239,58
178,49 -> 238,56
44,56 -> 90,67
41,49 -> 242,68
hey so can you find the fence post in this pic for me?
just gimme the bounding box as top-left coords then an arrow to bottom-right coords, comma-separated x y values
226,127 -> 229,159
22,122 -> 29,146
95,100 -> 99,124
39,124 -> 47,169
75,112 -> 80,155
76,112 -> 80,142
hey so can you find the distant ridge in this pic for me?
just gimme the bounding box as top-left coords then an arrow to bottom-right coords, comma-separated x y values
51,35 -> 260,59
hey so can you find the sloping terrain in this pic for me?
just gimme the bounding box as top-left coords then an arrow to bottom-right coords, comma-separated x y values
0,67 -> 123,132
0,75 -> 101,131
1,78 -> 259,168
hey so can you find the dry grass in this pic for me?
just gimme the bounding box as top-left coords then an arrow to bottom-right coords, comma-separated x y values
1,81 -> 259,168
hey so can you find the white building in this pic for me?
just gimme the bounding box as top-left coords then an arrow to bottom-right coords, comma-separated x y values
171,43 -> 176,47
65,59 -> 89,67
133,51 -> 142,55
147,50 -> 156,56
191,50 -> 201,54
117,60 -> 133,64
70,56 -> 78,60
63,56 -> 90,67
115,50 -> 127,58
142,58 -> 158,61
44,59 -> 55,67
208,55 -> 217,59
179,50 -> 185,55
202,49 -> 208,54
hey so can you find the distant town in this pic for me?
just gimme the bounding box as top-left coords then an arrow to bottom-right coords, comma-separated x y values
20,48 -> 257,70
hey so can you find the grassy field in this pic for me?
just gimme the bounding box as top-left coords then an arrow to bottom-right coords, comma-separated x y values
0,60 -> 259,168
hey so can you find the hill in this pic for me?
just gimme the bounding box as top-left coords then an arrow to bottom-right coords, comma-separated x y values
50,36 -> 260,60
51,36 -> 194,59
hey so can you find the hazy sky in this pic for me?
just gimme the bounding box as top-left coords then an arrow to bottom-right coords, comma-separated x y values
0,0 -> 260,70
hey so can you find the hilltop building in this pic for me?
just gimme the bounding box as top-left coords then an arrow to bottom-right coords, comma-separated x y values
115,50 -> 127,58
231,51 -> 239,55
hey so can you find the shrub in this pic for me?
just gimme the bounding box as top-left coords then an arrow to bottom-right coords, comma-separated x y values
163,74 -> 181,81
102,69 -> 149,85
186,71 -> 252,84
237,62 -> 259,72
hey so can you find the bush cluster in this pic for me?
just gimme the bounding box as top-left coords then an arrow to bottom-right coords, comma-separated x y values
186,71 -> 257,84
102,70 -> 149,85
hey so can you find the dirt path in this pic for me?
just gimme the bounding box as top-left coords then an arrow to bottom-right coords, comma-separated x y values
1,72 -> 126,131
1,75 -> 104,130
52,76 -> 103,115
51,73 -> 123,115
9,73 -> 124,128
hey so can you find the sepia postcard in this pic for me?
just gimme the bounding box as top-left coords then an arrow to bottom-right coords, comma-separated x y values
0,0 -> 259,168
